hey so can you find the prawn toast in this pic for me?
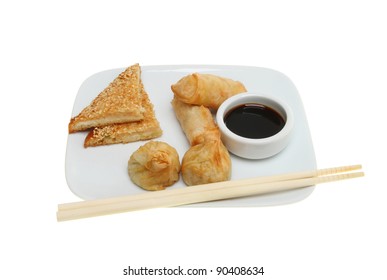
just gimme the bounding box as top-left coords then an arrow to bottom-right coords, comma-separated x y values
84,82 -> 162,147
68,64 -> 144,133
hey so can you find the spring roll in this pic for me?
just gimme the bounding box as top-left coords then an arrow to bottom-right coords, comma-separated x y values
171,73 -> 247,109
171,97 -> 220,146
171,97 -> 232,185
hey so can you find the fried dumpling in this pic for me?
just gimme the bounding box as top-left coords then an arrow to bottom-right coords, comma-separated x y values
128,141 -> 180,191
181,140 -> 231,186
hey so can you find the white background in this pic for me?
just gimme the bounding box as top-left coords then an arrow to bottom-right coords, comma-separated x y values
1,0 -> 385,279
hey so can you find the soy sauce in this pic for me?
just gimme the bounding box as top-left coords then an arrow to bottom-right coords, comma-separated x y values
224,103 -> 285,139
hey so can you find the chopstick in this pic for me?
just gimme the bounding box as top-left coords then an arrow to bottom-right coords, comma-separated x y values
57,164 -> 363,222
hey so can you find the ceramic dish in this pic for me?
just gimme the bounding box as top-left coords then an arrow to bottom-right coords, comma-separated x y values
65,65 -> 316,206
216,92 -> 294,159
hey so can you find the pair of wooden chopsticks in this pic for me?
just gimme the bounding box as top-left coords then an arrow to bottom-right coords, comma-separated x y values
57,164 -> 363,222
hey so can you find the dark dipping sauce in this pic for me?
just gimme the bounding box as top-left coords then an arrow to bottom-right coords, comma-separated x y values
224,103 -> 285,139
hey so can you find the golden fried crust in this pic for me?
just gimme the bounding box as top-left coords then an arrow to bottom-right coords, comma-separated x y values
84,82 -> 162,147
69,64 -> 144,133
171,97 -> 220,146
171,73 -> 247,109
181,140 -> 231,186
128,141 -> 180,191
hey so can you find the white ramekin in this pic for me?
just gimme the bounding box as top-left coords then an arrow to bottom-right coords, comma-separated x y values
216,92 -> 294,159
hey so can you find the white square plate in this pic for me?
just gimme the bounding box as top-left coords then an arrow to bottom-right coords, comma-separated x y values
65,65 -> 316,206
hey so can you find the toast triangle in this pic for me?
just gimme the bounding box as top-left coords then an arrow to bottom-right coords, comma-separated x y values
84,81 -> 162,147
68,64 -> 144,133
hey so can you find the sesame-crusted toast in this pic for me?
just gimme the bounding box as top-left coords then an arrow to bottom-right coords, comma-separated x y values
68,64 -> 144,133
84,81 -> 162,147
